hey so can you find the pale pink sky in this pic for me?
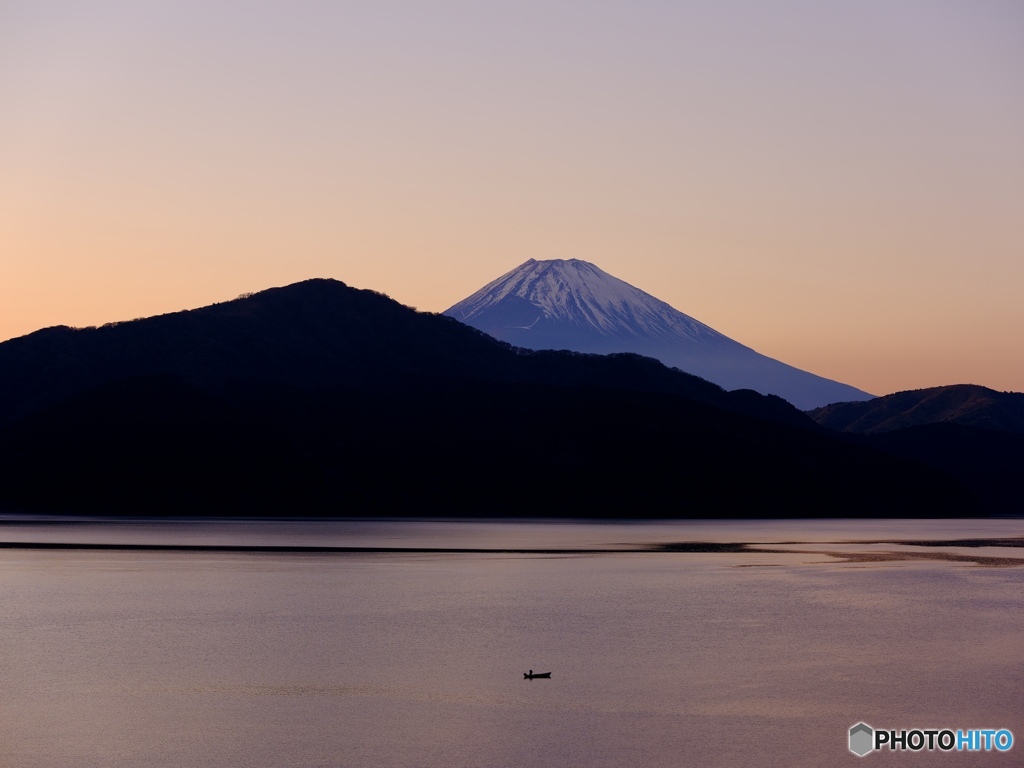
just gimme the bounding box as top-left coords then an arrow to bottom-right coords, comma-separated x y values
2,1 -> 1022,396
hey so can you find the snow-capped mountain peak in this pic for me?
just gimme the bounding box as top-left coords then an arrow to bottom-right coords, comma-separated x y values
444,258 -> 873,410
448,258 -> 722,344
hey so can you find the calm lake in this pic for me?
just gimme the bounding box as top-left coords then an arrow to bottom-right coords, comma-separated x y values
2,518 -> 1023,767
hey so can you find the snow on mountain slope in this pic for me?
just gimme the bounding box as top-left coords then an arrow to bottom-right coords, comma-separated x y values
449,258 -> 722,344
444,259 -> 873,410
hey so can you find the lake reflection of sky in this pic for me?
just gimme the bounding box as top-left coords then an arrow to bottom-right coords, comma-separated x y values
1,519 -> 1023,767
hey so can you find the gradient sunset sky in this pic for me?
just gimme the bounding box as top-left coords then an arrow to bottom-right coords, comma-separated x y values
3,1 -> 1022,396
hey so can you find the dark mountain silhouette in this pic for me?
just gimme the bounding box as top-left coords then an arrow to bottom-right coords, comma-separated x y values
808,384 -> 1024,435
867,423 -> 1024,513
0,278 -> 1001,517
805,384 -> 1024,512
0,279 -> 803,428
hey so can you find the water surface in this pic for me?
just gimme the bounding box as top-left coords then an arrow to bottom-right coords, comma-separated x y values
2,519 -> 1022,767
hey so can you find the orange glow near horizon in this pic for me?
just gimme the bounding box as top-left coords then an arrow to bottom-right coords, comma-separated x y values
2,2 -> 1022,397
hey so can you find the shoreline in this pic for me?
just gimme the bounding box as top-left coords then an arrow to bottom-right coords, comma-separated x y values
3,538 -> 1024,567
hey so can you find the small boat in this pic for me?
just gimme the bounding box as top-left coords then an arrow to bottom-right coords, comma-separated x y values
524,670 -> 551,679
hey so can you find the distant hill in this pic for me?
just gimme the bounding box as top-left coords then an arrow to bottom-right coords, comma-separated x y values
0,278 -> 996,517
807,384 -> 1024,434
445,258 -> 873,409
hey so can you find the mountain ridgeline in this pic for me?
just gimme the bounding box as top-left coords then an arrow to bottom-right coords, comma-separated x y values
808,385 -> 1024,435
0,279 -> 1013,517
445,259 -> 874,410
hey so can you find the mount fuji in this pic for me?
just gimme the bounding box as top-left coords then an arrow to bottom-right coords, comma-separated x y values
444,259 -> 873,410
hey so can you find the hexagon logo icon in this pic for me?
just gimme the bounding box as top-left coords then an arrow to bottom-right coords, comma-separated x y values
849,723 -> 874,757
